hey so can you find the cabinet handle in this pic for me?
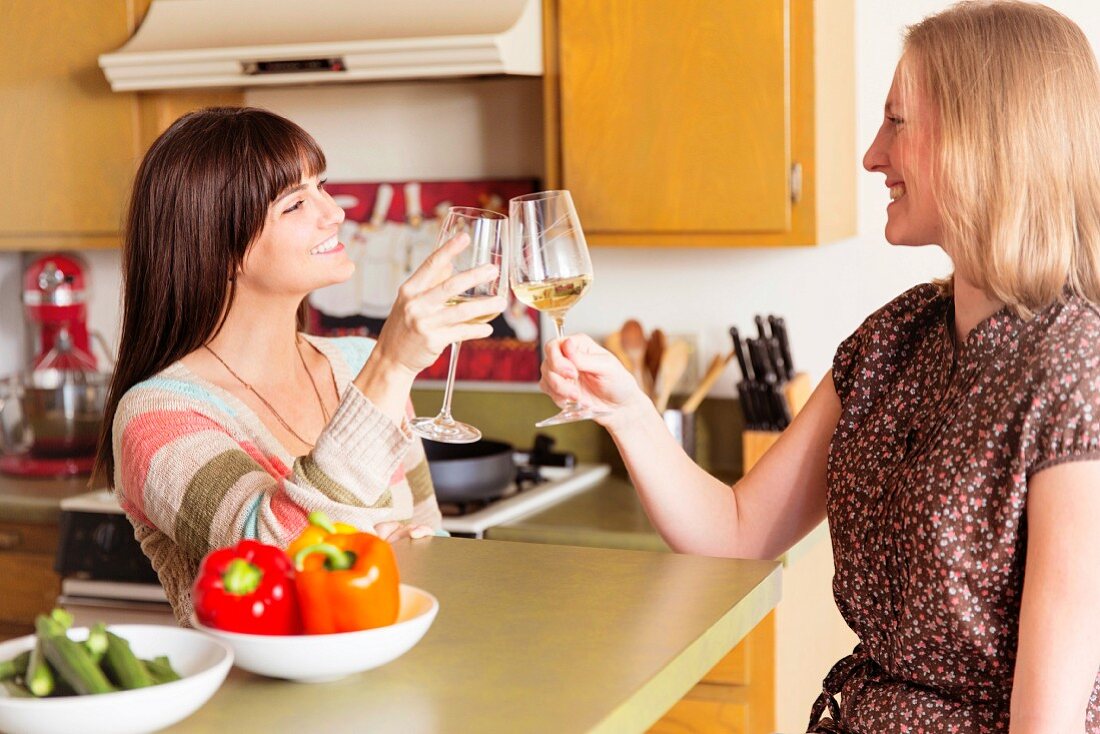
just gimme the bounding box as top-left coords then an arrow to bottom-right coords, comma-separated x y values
0,530 -> 22,551
790,162 -> 803,204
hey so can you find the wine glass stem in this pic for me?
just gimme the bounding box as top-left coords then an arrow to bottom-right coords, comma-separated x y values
553,316 -> 582,411
438,342 -> 461,423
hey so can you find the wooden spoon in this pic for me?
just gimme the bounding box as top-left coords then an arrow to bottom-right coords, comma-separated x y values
619,319 -> 652,395
644,328 -> 666,388
653,340 -> 691,413
603,331 -> 634,372
680,352 -> 733,414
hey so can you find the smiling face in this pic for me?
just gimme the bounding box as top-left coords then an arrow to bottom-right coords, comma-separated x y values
236,171 -> 353,298
863,56 -> 943,247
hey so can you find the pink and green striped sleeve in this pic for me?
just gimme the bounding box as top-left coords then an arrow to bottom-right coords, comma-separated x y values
113,378 -> 416,561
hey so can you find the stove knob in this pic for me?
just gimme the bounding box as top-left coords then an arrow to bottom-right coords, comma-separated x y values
92,521 -> 118,555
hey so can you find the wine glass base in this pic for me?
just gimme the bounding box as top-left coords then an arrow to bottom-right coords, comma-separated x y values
409,416 -> 482,444
534,406 -> 610,428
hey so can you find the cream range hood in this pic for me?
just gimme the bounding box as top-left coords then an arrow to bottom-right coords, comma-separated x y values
99,0 -> 541,91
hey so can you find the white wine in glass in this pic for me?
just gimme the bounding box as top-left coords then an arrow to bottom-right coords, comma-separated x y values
509,190 -> 607,427
409,206 -> 507,443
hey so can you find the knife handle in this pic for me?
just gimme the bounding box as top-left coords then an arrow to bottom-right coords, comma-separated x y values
729,327 -> 753,382
735,380 -> 756,429
774,317 -> 795,380
754,314 -> 768,340
765,337 -> 787,385
748,338 -> 776,384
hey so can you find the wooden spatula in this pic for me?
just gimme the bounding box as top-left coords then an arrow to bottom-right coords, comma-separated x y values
620,319 -> 652,395
644,328 -> 666,389
681,352 -> 733,414
654,340 -> 691,413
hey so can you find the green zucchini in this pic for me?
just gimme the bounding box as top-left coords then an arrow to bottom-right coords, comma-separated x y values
35,614 -> 116,695
84,623 -> 108,664
0,650 -> 30,681
26,634 -> 54,697
49,607 -> 74,630
142,655 -> 181,684
103,632 -> 155,690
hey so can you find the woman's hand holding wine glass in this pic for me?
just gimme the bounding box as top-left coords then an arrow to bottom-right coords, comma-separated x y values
509,190 -> 608,427
409,207 -> 509,443
372,231 -> 505,380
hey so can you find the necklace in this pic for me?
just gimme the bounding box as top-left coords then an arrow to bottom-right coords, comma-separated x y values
204,337 -> 330,449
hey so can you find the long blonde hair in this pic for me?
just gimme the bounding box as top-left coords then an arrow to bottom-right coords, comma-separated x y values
903,0 -> 1100,316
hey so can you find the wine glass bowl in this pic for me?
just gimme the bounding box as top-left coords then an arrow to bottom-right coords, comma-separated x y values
509,191 -> 607,427
409,207 -> 507,444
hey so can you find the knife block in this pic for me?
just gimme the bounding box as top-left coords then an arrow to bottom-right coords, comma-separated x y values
741,372 -> 812,472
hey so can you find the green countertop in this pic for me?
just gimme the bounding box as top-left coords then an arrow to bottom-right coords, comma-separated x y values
0,476 -> 91,524
166,536 -> 781,734
487,474 -> 671,552
487,474 -> 829,566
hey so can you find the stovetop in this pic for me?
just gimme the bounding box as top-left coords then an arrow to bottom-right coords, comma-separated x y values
60,463 -> 612,540
437,463 -> 609,537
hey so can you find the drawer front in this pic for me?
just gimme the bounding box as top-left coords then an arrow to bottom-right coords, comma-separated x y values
0,553 -> 60,625
0,521 -> 59,555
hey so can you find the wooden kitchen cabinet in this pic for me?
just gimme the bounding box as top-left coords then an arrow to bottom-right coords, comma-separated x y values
0,520 -> 60,640
649,612 -> 775,734
544,0 -> 855,247
0,1 -> 241,252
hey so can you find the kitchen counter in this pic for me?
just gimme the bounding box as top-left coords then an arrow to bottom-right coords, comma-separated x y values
487,475 -> 828,565
166,536 -> 781,734
0,476 -> 92,524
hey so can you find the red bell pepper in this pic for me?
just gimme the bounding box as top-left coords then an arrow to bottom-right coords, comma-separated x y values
192,540 -> 302,635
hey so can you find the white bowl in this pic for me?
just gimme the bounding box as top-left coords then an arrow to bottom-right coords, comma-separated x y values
0,624 -> 233,734
191,583 -> 438,682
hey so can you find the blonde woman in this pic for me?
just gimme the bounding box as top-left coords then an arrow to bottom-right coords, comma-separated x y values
540,2 -> 1100,731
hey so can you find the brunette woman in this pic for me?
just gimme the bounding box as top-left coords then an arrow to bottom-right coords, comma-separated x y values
94,107 -> 506,624
540,2 -> 1100,730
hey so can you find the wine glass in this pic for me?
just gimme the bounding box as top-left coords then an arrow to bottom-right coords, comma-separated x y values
409,207 -> 508,444
509,190 -> 608,427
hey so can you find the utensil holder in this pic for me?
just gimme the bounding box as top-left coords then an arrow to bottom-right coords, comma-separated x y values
662,408 -> 697,460
741,372 -> 812,472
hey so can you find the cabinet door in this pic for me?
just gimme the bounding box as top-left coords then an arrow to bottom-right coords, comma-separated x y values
0,1 -> 138,238
558,0 -> 790,235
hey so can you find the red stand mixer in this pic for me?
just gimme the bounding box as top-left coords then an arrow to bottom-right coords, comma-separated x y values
0,254 -> 109,478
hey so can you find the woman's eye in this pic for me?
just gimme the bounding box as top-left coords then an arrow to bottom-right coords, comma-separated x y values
283,200 -> 304,214
888,116 -> 905,127
318,178 -> 328,190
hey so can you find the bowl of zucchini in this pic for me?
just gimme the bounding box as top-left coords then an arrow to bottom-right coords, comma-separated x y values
0,609 -> 233,734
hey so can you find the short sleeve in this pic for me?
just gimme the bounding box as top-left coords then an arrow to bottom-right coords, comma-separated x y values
1028,337 -> 1100,474
831,323 -> 867,406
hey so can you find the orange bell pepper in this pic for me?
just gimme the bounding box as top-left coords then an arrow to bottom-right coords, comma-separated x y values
292,530 -> 400,634
286,512 -> 357,561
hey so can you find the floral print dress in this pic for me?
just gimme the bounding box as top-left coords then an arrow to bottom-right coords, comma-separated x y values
808,283 -> 1100,733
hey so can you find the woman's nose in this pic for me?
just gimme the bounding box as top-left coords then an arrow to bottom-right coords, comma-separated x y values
863,125 -> 888,173
320,194 -> 345,227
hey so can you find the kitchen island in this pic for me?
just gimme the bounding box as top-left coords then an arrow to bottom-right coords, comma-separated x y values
164,536 -> 780,734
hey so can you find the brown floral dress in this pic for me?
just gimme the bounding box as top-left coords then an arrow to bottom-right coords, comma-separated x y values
808,283 -> 1100,733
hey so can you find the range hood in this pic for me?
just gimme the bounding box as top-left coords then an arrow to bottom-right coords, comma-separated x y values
99,0 -> 541,91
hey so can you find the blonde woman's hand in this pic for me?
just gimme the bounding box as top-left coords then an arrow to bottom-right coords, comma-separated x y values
540,334 -> 652,431
371,233 -> 508,378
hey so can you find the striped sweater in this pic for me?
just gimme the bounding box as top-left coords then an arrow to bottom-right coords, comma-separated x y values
111,335 -> 441,625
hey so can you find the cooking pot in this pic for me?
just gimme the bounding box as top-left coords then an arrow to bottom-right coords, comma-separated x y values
423,439 -> 515,503
0,370 -> 109,458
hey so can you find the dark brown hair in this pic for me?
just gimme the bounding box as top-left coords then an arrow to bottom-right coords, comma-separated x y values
93,107 -> 326,485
